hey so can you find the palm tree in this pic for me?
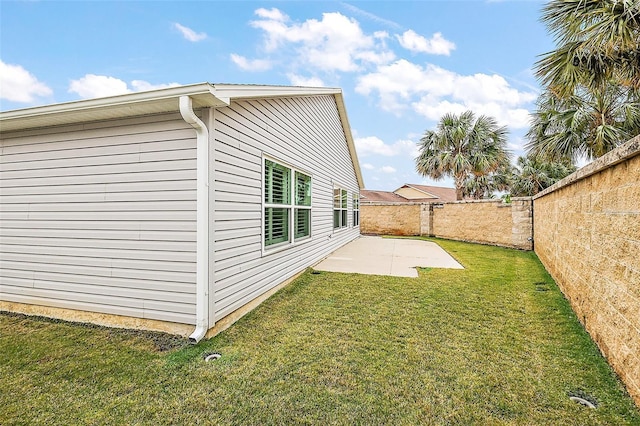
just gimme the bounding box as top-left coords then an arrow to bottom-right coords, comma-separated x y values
526,84 -> 640,163
463,160 -> 513,199
529,0 -> 640,163
510,155 -> 576,197
536,0 -> 640,98
416,111 -> 510,200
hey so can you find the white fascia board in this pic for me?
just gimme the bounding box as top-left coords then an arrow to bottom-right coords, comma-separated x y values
211,84 -> 341,100
0,83 -> 228,133
333,92 -> 365,190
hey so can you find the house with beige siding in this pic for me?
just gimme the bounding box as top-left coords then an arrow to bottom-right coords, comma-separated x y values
0,83 -> 363,342
393,184 -> 457,202
361,184 -> 456,204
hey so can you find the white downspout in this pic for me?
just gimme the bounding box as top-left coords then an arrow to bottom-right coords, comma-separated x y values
179,96 -> 209,343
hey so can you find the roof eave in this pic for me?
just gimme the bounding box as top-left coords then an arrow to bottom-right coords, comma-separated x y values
397,184 -> 445,199
211,84 -> 342,100
404,184 -> 436,197
332,91 -> 365,190
0,83 -> 228,133
0,83 -> 366,190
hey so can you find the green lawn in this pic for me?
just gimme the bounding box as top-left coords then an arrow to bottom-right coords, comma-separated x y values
1,238 -> 638,425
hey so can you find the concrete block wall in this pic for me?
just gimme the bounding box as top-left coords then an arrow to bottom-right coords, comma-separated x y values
420,204 -> 433,236
360,198 -> 533,250
533,135 -> 640,406
360,203 -> 421,236
431,199 -> 532,250
511,198 -> 534,250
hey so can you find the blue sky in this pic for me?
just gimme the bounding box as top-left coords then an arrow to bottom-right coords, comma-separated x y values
1,1 -> 554,190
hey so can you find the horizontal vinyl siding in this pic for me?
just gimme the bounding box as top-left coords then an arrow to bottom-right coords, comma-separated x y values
212,96 -> 359,320
0,113 -> 198,324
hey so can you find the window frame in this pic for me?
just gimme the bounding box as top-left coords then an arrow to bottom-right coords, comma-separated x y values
352,192 -> 360,227
294,170 -> 312,241
262,155 -> 312,255
333,185 -> 349,230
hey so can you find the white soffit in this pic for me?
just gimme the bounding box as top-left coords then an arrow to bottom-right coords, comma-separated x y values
0,83 -> 228,133
212,84 -> 341,100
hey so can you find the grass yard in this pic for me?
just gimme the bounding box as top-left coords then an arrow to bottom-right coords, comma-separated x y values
1,238 -> 639,425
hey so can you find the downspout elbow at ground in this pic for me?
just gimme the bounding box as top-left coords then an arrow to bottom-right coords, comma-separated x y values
179,95 -> 209,343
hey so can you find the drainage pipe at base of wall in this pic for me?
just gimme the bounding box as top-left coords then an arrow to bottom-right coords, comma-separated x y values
179,95 -> 210,343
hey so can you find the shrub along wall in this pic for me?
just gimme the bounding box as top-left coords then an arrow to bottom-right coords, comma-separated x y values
533,135 -> 640,406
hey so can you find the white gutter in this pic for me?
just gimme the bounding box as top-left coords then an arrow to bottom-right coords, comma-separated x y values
179,95 -> 210,343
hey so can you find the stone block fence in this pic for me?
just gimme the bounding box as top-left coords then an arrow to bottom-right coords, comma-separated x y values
533,135 -> 640,405
360,135 -> 640,405
360,197 -> 533,250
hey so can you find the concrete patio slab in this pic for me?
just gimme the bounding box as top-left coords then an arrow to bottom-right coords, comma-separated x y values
314,236 -> 464,277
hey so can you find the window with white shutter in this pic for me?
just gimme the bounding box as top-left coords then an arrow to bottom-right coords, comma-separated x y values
333,187 -> 348,229
352,193 -> 360,227
264,158 -> 311,250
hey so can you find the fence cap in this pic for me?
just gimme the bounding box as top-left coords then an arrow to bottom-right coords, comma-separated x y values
534,135 -> 640,200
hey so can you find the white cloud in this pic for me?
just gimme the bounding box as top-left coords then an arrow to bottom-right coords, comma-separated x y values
381,166 -> 396,173
0,60 -> 52,103
230,54 -> 273,72
356,60 -> 453,111
68,74 -> 180,99
69,75 -> 130,98
373,31 -> 390,40
453,73 -> 536,106
130,80 -> 180,92
398,139 -> 422,159
173,23 -> 207,42
412,98 -> 532,129
255,7 -> 289,21
355,136 -> 419,158
249,8 -> 395,73
508,137 -> 526,152
356,59 -> 537,129
250,8 -> 292,52
411,99 -> 468,122
355,49 -> 396,66
339,3 -> 403,30
236,8 -> 535,131
396,30 -> 455,55
286,73 -> 325,87
361,163 -> 376,170
355,136 -> 396,156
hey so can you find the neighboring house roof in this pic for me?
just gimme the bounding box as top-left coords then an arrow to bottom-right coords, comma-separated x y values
0,82 -> 364,189
361,184 -> 456,203
395,184 -> 457,202
360,189 -> 409,203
